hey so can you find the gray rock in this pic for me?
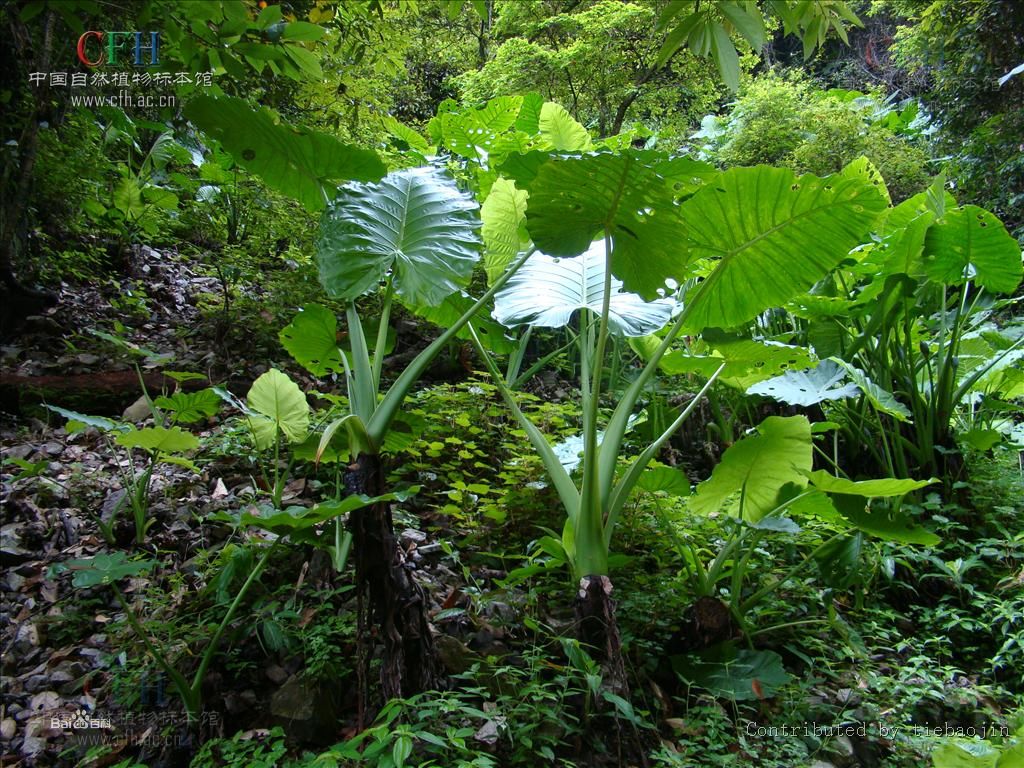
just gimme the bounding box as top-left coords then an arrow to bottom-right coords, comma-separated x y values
265,664 -> 289,685
399,528 -> 428,547
2,444 -> 33,461
122,395 -> 151,423
0,524 -> 33,566
101,490 -> 127,523
13,623 -> 42,655
270,674 -> 339,744
23,675 -> 48,694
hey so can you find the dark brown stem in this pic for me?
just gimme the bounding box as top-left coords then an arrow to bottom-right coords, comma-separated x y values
346,453 -> 438,705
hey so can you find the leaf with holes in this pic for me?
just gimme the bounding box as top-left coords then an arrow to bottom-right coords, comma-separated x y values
185,96 -> 385,211
439,95 -> 523,159
923,205 -> 1022,293
747,360 -> 859,406
317,166 -> 481,307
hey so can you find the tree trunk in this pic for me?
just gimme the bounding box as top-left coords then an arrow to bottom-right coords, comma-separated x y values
345,453 -> 438,715
1,10 -> 60,341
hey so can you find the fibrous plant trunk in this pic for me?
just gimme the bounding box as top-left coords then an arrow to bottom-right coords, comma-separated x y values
574,575 -> 629,697
345,453 -> 437,717
574,575 -> 651,766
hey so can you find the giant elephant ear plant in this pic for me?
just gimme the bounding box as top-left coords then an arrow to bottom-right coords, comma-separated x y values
470,154 -> 888,700
279,165 -> 533,703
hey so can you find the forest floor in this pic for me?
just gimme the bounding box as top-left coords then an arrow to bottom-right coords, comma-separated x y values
1,247 -> 1022,768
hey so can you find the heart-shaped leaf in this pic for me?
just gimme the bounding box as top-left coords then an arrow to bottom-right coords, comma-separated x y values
746,360 -> 860,406
279,304 -> 345,378
67,552 -> 156,588
690,416 -> 812,521
508,151 -> 687,300
246,369 -> 310,448
115,426 -> 199,454
492,240 -> 676,336
317,166 -> 482,307
678,165 -> 886,329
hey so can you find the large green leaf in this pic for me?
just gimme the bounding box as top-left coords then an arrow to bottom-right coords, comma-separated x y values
805,470 -> 936,497
438,96 -> 523,159
639,334 -> 813,389
515,92 -> 544,134
747,360 -> 859,406
67,552 -> 156,588
480,177 -> 529,283
678,165 -> 886,329
923,205 -> 1022,293
672,645 -> 791,701
690,416 -> 812,521
221,490 -> 416,540
246,369 -> 310,448
317,166 -> 482,306
154,389 -> 221,424
184,96 -> 385,211
492,240 -> 676,336
537,102 -> 592,151
44,405 -> 124,434
115,426 -> 199,454
279,304 -> 345,377
794,490 -> 939,545
510,151 -> 687,300
834,361 -> 913,421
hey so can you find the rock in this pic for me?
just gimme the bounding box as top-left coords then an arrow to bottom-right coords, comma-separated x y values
270,674 -> 339,744
265,664 -> 289,685
474,718 -> 501,746
2,444 -> 33,461
122,394 -> 151,422
27,690 -> 60,713
23,675 -> 48,694
13,623 -> 42,655
39,442 -> 63,457
400,528 -> 427,547
0,524 -> 33,566
20,717 -> 48,757
48,666 -> 78,695
101,489 -> 127,522
0,717 -> 15,740
435,634 -> 480,675
4,571 -> 26,592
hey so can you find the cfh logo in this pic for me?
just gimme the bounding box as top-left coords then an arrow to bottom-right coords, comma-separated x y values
76,31 -> 160,67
